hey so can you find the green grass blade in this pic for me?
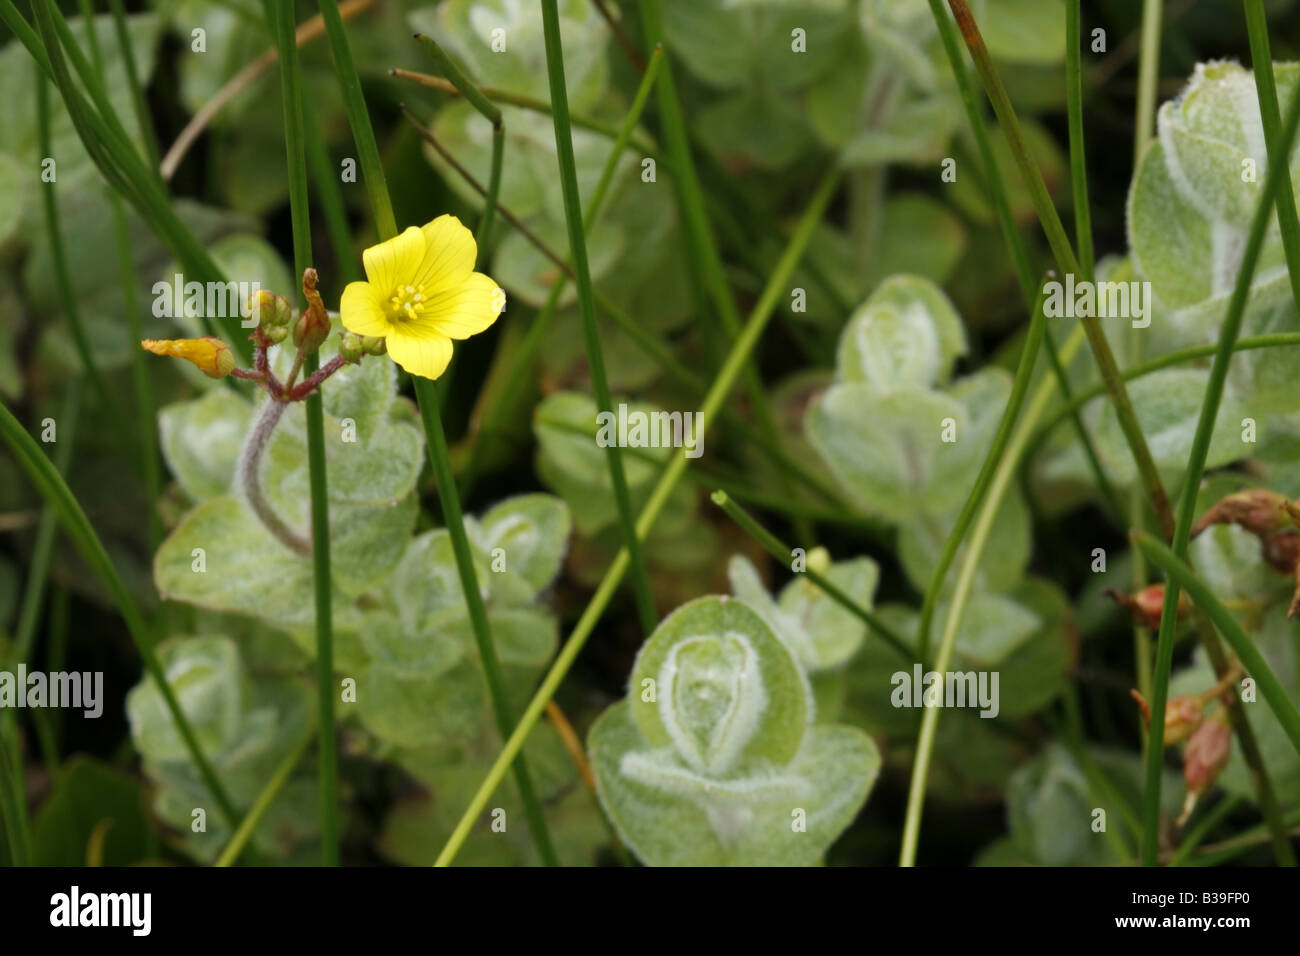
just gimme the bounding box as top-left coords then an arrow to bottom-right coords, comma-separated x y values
1138,70 -> 1300,866
924,0 -> 1123,539
899,280 -> 1058,864
1133,0 -> 1163,168
635,0 -> 801,529
457,47 -> 663,498
264,0 -> 339,867
934,0 -> 1174,539
414,376 -> 558,866
1243,0 -> 1300,312
432,166 -> 841,867
0,396 -> 238,825
17,0 -> 252,360
214,729 -> 315,867
35,61 -> 113,412
106,0 -> 160,172
319,0 -> 561,866
540,0 -> 656,634
317,0 -> 397,239
1066,0 -> 1094,277
74,0 -> 161,549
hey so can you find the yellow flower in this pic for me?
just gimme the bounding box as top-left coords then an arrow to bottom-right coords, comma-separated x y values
339,215 -> 503,380
141,337 -> 235,379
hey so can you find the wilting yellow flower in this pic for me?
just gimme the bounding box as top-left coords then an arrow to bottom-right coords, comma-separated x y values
141,337 -> 235,379
339,215 -> 502,380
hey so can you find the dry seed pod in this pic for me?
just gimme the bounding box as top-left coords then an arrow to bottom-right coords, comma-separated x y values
1190,488 -> 1292,539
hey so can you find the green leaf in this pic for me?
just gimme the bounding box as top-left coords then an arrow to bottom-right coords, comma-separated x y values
357,657 -> 487,747
534,390 -> 694,536
590,701 -> 879,866
153,496 -> 352,630
159,389 -> 253,502
415,0 -> 610,113
835,274 -> 967,389
806,382 -> 968,518
589,594 -> 882,865
1093,369 -> 1245,486
628,597 -> 809,772
727,552 -> 880,672
126,634 -> 247,762
32,758 -> 153,866
468,493 -> 572,595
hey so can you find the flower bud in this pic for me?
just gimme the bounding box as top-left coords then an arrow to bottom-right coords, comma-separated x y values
361,335 -> 387,356
265,325 -> 289,345
806,546 -> 831,577
1178,711 -> 1232,824
339,331 -> 365,363
141,337 -> 236,379
1105,584 -> 1188,631
1131,689 -> 1205,746
247,289 -> 293,329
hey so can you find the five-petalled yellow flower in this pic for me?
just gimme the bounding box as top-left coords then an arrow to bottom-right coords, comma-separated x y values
339,215 -> 503,380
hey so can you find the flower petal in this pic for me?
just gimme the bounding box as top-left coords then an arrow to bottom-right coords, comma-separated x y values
386,329 -> 454,381
362,226 -> 425,293
413,214 -> 476,294
413,271 -> 502,340
339,281 -> 392,337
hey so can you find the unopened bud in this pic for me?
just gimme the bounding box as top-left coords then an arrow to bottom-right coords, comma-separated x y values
361,335 -> 387,356
807,546 -> 831,577
248,289 -> 293,329
1105,583 -> 1188,631
1131,689 -> 1205,745
1178,711 -> 1232,825
339,331 -> 365,363
141,337 -> 236,379
265,325 -> 289,345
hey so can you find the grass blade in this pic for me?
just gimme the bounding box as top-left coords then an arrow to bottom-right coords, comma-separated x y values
264,0 -> 339,867
540,0 -> 656,634
316,0 -> 397,239
899,280 -> 1059,866
0,396 -> 238,826
1243,0 -> 1300,312
214,730 -> 316,868
414,376 -> 558,866
934,0 -> 1174,539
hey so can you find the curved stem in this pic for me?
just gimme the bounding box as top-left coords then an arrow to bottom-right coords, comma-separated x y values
235,397 -> 309,556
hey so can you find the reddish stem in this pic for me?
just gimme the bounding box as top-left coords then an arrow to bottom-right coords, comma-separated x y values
288,355 -> 348,401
